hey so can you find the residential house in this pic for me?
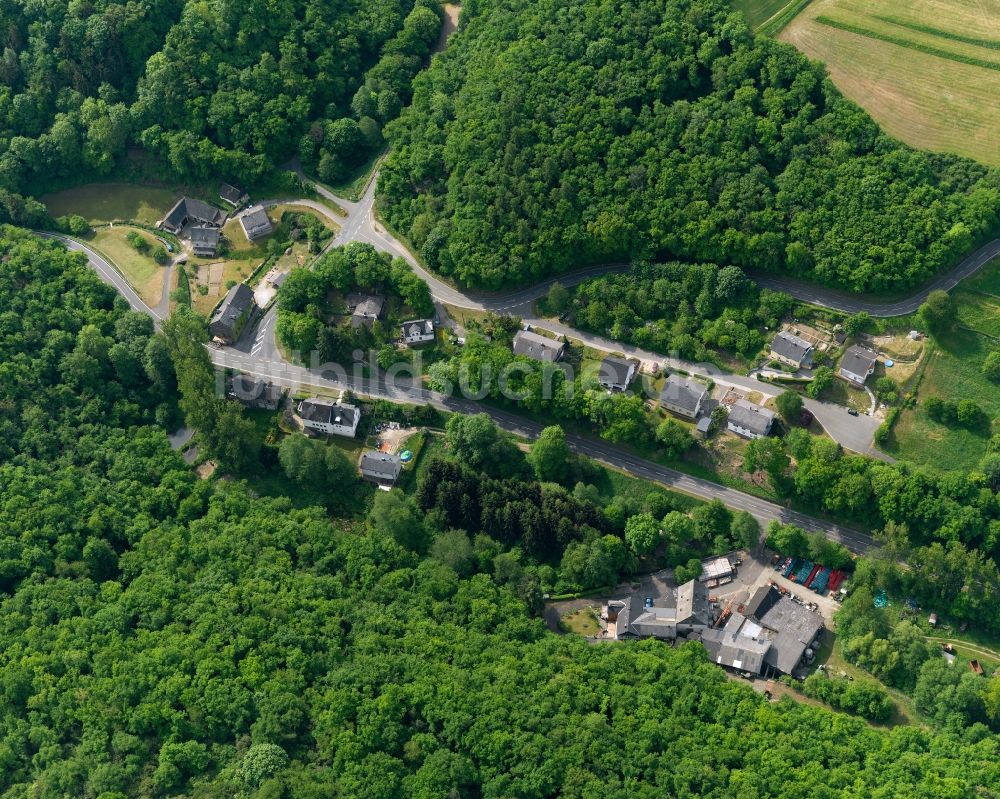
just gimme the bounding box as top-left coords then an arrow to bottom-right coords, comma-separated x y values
160,197 -> 227,234
769,330 -> 814,369
598,355 -> 639,392
190,226 -> 220,258
839,345 -> 878,387
401,319 -> 435,345
660,374 -> 708,419
228,375 -> 284,410
239,206 -> 274,241
219,183 -> 248,208
208,283 -> 255,344
359,450 -> 402,485
346,293 -> 386,329
726,399 -> 776,439
512,329 -> 566,363
298,397 -> 360,437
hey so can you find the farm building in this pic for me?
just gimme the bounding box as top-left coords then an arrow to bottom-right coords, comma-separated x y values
160,197 -> 227,234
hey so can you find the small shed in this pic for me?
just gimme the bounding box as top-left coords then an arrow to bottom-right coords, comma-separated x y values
928,612 -> 939,627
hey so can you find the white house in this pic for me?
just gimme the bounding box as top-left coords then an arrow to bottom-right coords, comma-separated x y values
838,345 -> 878,387
298,398 -> 360,438
401,319 -> 434,345
726,399 -> 776,439
359,450 -> 402,485
598,355 -> 639,392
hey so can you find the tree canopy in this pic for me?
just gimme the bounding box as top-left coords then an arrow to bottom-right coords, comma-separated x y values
379,0 -> 999,291
1,220 -> 1000,797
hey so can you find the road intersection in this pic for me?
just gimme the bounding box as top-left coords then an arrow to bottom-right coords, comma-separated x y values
52,169 -> 1000,553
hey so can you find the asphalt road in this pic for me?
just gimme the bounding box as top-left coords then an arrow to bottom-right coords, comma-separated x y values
212,348 -> 877,554
41,182 -> 893,555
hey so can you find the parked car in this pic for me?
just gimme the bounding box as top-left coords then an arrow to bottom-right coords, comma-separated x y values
847,408 -> 859,417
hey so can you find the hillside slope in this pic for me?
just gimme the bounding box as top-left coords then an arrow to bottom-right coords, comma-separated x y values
379,0 -> 1000,291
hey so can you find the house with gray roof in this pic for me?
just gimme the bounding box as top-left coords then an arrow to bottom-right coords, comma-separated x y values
598,355 -> 639,392
769,330 -> 814,369
401,319 -> 434,345
209,283 -> 255,344
239,205 -> 274,241
160,197 -> 227,234
660,374 -> 708,419
190,226 -> 220,257
298,398 -> 360,438
219,183 -> 248,208
359,450 -> 402,485
228,375 -> 284,410
839,345 -> 878,387
346,293 -> 386,329
512,330 -> 565,363
726,399 -> 775,439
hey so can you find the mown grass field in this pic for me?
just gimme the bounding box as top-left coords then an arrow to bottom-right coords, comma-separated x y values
781,0 -> 1000,166
885,322 -> 1000,469
731,0 -> 810,32
42,183 -> 179,225
89,227 -> 166,307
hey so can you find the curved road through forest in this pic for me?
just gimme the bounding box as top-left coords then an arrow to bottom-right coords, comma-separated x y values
44,219 -> 876,555
52,163 -> 1000,555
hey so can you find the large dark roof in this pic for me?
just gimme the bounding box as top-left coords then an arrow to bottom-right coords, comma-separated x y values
299,398 -> 359,428
598,355 -> 638,388
210,283 -> 254,332
744,585 -> 781,622
770,330 -> 813,365
163,197 -> 227,229
513,330 -> 565,362
840,345 -> 878,378
660,374 -> 707,414
190,226 -> 220,247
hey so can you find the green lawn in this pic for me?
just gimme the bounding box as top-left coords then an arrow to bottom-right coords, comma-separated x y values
559,606 -> 602,636
954,289 -> 1000,339
42,183 -> 180,225
89,226 -> 166,307
884,331 -> 996,469
731,0 -> 803,30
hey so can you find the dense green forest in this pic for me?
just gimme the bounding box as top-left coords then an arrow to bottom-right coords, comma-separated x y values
379,0 -> 1000,291
551,260 -> 795,360
2,224 -> 1000,796
0,0 -> 443,226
